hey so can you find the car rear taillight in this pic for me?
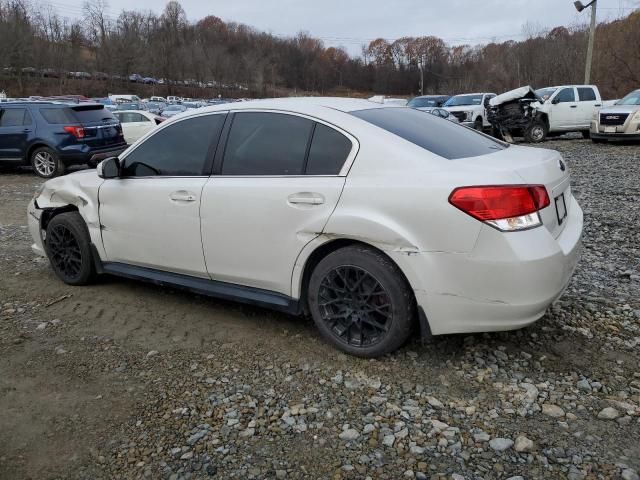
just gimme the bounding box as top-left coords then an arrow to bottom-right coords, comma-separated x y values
449,185 -> 550,232
63,125 -> 85,139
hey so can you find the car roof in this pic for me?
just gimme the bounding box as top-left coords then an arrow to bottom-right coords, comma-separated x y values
183,97 -> 402,116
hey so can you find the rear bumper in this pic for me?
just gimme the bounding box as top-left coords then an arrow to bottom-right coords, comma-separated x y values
389,196 -> 583,335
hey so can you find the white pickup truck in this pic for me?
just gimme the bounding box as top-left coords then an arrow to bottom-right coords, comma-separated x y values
488,85 -> 614,143
442,92 -> 496,130
532,85 -> 612,140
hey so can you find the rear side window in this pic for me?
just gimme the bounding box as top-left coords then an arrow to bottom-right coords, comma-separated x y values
222,112 -> 313,175
577,87 -> 596,101
555,88 -> 575,103
350,107 -> 506,160
71,106 -> 115,123
306,124 -> 352,175
0,108 -> 29,127
121,114 -> 225,177
40,108 -> 76,124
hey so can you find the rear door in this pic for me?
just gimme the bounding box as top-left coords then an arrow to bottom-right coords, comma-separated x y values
0,107 -> 32,160
200,111 -> 357,295
576,87 -> 598,128
550,87 -> 578,130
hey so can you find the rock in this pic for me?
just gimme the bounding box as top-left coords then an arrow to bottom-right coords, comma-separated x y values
473,431 -> 490,442
54,346 -> 67,355
180,451 -> 193,460
339,429 -> 360,441
542,404 -> 565,418
427,397 -> 444,409
514,435 -> 534,452
146,350 -> 159,358
275,470 -> 287,479
576,379 -> 591,393
597,407 -> 619,420
622,469 -> 639,480
489,438 -> 514,451
187,430 -> 208,445
36,322 -> 47,330
382,435 -> 395,447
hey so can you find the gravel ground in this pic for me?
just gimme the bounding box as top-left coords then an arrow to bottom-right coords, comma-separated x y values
1,136 -> 639,480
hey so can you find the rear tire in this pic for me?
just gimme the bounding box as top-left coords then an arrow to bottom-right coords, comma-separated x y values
591,138 -> 606,144
31,146 -> 65,178
307,245 -> 415,358
525,120 -> 548,143
45,212 -> 96,285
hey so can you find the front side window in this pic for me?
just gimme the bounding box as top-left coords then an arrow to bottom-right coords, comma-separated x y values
555,88 -> 576,103
121,114 -> 225,177
577,87 -> 596,102
306,123 -> 353,175
0,108 -> 28,127
222,112 -> 313,175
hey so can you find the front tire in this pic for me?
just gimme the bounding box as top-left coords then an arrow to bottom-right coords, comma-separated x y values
474,117 -> 483,131
45,212 -> 96,285
525,120 -> 548,143
307,245 -> 415,358
31,147 -> 65,178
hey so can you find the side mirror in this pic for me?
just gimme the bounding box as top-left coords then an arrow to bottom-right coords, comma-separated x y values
97,157 -> 120,179
551,97 -> 560,105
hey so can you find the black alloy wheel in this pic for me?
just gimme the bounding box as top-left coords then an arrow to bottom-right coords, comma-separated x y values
45,212 -> 96,285
47,224 -> 83,280
317,265 -> 392,348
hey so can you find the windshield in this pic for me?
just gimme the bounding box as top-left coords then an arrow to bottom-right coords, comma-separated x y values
444,94 -> 483,107
617,90 -> 640,105
408,98 -> 439,108
351,107 -> 506,160
535,88 -> 557,101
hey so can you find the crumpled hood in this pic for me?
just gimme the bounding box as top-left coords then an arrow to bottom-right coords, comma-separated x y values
490,86 -> 541,107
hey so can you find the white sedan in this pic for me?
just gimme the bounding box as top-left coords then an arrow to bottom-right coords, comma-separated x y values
27,97 -> 582,357
113,110 -> 164,144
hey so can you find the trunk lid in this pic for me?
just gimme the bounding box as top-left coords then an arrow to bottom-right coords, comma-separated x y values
456,145 -> 571,238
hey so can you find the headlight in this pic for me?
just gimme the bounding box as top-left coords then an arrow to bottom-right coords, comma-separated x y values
632,111 -> 640,122
466,111 -> 475,121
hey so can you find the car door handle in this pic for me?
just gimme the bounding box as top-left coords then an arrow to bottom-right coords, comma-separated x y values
594,104 -> 601,107
287,192 -> 325,205
23,128 -> 32,132
169,190 -> 196,202
570,105 -> 577,108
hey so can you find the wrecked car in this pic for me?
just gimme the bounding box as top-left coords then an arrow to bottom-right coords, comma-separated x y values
487,86 -> 546,143
29,97 -> 582,358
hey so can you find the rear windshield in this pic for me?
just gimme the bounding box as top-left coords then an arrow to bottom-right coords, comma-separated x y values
71,105 -> 116,123
351,107 -> 507,159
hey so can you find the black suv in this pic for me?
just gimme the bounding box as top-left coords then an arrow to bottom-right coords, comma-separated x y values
0,102 -> 127,178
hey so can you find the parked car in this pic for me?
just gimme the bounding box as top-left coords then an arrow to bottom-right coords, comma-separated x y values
407,95 -> 450,109
590,89 -> 640,143
143,77 -> 158,85
145,101 -> 167,115
92,98 -> 117,111
112,110 -> 164,144
0,102 -> 126,178
109,94 -> 141,104
129,73 -> 143,83
167,96 -> 182,104
115,102 -> 147,111
160,104 -> 187,117
368,95 -> 407,106
27,97 -> 582,357
442,93 -> 496,130
424,107 -> 459,123
150,96 -> 167,103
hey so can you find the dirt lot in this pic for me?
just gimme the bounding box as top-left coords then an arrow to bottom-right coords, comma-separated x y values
1,136 -> 639,480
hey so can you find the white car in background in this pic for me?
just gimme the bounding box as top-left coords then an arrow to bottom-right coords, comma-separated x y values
27,97 -> 582,357
112,110 -> 164,144
443,93 -> 496,130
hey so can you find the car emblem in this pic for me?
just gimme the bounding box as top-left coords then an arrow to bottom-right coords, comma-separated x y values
559,159 -> 566,172
605,115 -> 620,120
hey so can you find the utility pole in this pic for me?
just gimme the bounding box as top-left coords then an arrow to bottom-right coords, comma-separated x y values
574,0 -> 597,84
418,62 -> 424,95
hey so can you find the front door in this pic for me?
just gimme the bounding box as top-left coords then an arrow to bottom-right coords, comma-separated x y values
200,111 -> 356,296
99,112 -> 226,277
550,87 -> 578,130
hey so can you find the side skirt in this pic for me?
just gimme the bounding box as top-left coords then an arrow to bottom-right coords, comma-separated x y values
100,261 -> 301,315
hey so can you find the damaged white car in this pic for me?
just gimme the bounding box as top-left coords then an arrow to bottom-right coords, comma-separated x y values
28,97 -> 583,357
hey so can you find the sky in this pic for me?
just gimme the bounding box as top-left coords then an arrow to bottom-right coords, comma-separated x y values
43,0 -> 639,55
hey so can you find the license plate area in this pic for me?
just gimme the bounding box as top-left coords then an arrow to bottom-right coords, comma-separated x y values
555,193 -> 567,225
604,126 -> 617,133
